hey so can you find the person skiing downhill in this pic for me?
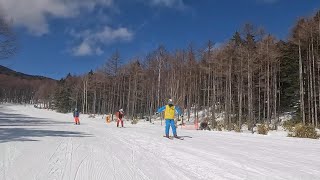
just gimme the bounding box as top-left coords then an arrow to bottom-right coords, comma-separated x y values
157,99 -> 182,138
73,108 -> 80,125
116,109 -> 124,127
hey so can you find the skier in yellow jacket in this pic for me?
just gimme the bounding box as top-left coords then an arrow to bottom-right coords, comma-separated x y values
157,99 -> 182,138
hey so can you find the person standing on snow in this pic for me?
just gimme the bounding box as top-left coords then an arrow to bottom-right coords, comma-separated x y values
73,108 -> 80,125
116,109 -> 124,127
156,99 -> 182,138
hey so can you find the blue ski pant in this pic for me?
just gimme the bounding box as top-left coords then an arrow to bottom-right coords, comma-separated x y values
165,119 -> 177,136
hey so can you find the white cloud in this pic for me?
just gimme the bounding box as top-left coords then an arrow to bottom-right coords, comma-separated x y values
73,41 -> 93,56
0,0 -> 113,36
134,0 -> 186,8
135,0 -> 185,9
94,26 -> 133,42
70,26 -> 133,56
95,47 -> 104,55
149,0 -> 185,8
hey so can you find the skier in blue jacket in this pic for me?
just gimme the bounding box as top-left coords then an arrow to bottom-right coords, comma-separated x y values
157,99 -> 182,138
73,108 -> 80,125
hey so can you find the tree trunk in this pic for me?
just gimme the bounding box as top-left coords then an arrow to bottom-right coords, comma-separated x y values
299,40 -> 306,124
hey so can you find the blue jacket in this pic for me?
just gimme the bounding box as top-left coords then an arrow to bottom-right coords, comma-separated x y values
73,111 -> 79,117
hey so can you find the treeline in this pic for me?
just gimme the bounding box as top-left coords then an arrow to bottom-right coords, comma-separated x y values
4,11 -> 320,129
0,65 -> 56,106
50,28 -> 281,127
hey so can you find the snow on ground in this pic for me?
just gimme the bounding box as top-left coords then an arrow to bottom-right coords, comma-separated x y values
0,104 -> 320,180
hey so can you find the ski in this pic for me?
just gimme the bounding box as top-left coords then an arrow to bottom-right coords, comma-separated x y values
174,136 -> 184,140
163,135 -> 184,140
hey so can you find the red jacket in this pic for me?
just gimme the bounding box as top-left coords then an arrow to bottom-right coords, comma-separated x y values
116,111 -> 124,119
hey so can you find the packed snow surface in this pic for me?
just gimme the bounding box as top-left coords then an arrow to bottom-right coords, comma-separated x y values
0,104 -> 319,180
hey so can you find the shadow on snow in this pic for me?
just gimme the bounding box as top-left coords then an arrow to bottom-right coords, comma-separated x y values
0,109 -> 92,143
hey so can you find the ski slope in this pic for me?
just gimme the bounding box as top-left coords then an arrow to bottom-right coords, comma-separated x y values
0,104 -> 320,180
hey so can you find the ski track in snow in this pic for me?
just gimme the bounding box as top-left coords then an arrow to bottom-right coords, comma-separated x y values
0,104 -> 320,180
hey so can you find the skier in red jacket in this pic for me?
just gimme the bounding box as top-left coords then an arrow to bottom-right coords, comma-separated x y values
116,109 -> 124,127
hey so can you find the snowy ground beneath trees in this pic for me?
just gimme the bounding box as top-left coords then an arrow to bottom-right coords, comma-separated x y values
0,104 -> 320,180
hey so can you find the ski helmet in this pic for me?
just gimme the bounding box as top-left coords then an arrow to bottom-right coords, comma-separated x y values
168,99 -> 173,105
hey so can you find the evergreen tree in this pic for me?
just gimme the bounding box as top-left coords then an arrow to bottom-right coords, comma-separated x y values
278,41 -> 300,112
54,78 -> 72,113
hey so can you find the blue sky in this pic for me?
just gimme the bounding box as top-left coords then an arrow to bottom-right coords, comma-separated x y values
0,0 -> 319,79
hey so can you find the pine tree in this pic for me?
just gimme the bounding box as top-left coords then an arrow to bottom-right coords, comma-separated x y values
278,41 -> 300,112
54,78 -> 72,113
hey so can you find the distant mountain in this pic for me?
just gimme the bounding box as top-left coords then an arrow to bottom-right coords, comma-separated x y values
0,65 -> 55,81
0,65 -> 57,104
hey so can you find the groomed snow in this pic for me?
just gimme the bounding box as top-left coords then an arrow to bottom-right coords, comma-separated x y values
0,104 -> 319,180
